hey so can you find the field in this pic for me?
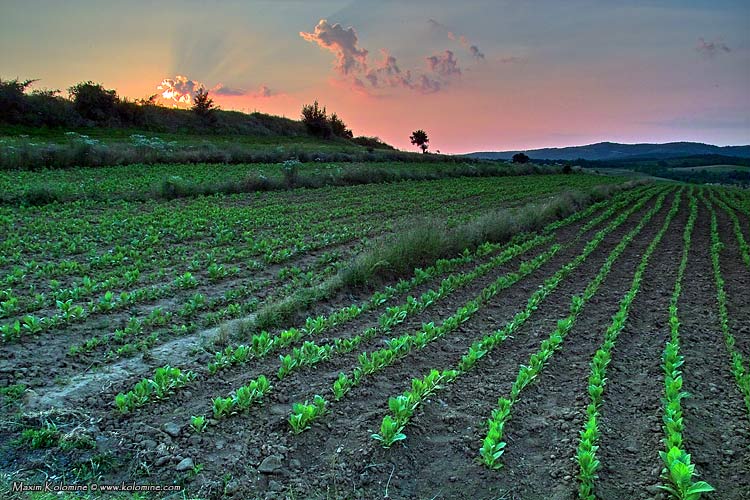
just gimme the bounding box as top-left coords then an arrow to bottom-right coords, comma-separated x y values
1,168 -> 749,500
668,165 -> 750,173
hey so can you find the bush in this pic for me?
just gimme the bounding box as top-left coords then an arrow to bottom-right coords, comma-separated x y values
329,113 -> 353,139
22,186 -> 61,206
0,79 -> 35,124
351,136 -> 395,150
68,81 -> 118,122
512,152 -> 530,164
301,101 -> 331,138
280,159 -> 301,187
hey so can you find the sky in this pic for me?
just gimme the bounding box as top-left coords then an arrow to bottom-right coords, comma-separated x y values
1,0 -> 749,153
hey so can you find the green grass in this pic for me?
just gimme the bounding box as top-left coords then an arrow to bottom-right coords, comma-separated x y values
0,124 -> 363,151
0,161 -> 576,205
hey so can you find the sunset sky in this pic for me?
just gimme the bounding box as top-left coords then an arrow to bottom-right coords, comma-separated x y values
1,0 -> 748,153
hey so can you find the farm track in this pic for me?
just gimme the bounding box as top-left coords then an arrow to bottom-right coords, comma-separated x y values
274,189 -> 667,499
679,198 -> 750,498
82,188 -> 663,497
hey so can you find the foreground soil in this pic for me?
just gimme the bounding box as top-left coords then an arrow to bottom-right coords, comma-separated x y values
2,185 -> 749,500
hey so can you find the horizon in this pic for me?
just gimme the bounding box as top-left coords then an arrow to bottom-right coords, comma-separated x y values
2,0 -> 749,153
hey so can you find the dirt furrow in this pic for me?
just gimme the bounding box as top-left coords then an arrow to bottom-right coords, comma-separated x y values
713,200 -> 750,361
284,191 -> 671,500
680,200 -> 750,499
593,195 -> 687,499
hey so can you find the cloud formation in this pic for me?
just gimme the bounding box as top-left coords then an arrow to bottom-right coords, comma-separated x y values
213,84 -> 246,96
696,37 -> 731,57
158,75 -> 204,104
214,83 -> 276,98
301,19 -> 461,94
428,19 -> 485,60
157,76 -> 277,105
300,20 -> 369,75
426,50 -> 461,76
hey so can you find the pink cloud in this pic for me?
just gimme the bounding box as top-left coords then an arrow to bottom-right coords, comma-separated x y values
300,20 -> 369,75
301,19 -> 462,95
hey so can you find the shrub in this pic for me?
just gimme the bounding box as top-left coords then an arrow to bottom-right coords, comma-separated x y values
329,113 -> 353,139
68,81 -> 118,122
22,186 -> 60,206
301,101 -> 332,138
0,78 -> 36,124
512,152 -> 530,164
280,159 -> 301,187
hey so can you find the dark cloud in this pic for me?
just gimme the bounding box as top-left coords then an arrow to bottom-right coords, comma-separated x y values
213,84 -> 246,96
696,37 -> 731,57
416,75 -> 442,93
426,50 -> 461,76
253,85 -> 274,98
469,45 -> 485,60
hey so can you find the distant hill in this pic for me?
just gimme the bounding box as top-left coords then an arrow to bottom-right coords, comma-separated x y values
466,142 -> 750,161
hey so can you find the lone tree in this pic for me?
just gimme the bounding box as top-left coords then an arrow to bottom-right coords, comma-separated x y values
512,152 -> 530,164
192,87 -> 216,120
410,129 -> 429,153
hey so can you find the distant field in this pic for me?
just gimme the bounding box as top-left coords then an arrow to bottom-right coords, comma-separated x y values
580,167 -> 671,181
669,164 -> 750,173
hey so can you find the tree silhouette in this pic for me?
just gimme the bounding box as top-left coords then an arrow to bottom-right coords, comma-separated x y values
512,152 -> 530,164
192,87 -> 216,120
301,100 -> 332,138
68,81 -> 117,121
410,129 -> 429,153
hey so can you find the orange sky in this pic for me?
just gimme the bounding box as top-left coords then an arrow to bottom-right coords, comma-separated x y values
1,1 -> 748,152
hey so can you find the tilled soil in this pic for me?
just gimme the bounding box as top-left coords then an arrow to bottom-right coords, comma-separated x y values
3,186 -> 749,500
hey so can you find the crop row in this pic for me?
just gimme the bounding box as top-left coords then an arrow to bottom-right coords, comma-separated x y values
2,175 -> 596,279
205,185 -> 654,376
371,186 -> 666,448
111,183 -> 650,418
702,192 -> 750,418
477,187 -> 672,470
349,187 -> 666,447
655,190 -> 715,499
708,189 -> 750,269
574,188 -> 682,497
